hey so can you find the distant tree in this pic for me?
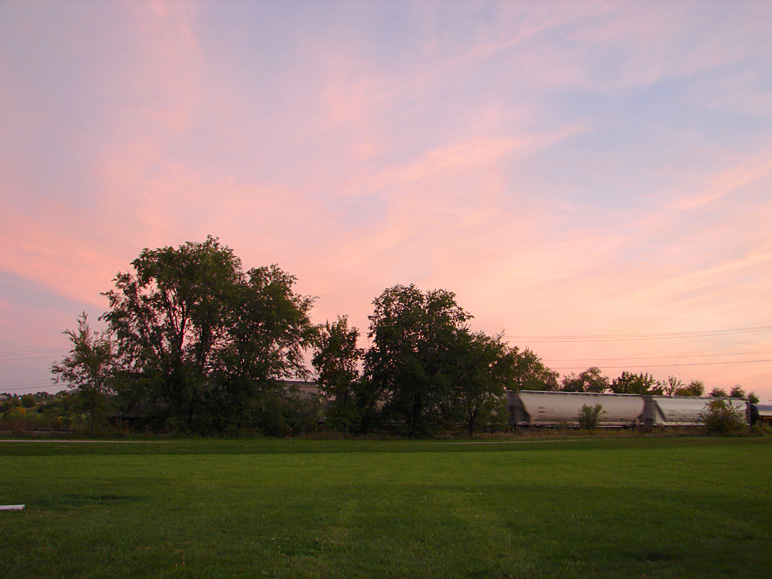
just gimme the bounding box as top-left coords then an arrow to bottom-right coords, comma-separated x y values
312,316 -> 365,432
729,385 -> 746,398
657,375 -> 683,396
610,371 -> 657,395
51,313 -> 116,433
21,394 -> 35,408
709,387 -> 728,398
674,380 -> 705,397
562,367 -> 609,393
728,385 -> 760,404
365,284 -> 472,436
510,347 -> 560,391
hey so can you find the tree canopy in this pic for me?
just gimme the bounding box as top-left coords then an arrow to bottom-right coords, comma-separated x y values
610,371 -> 658,395
365,284 -> 473,435
51,313 -> 115,432
312,316 -> 364,432
49,236 -> 759,437
561,367 -> 609,393
510,347 -> 560,391
99,236 -> 316,432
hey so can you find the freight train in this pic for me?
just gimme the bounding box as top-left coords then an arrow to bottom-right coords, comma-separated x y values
506,390 -> 772,428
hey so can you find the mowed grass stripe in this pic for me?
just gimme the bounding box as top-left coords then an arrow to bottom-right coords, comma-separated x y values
1,437 -> 770,578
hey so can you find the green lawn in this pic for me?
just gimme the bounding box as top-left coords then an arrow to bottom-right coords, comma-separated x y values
1,436 -> 770,578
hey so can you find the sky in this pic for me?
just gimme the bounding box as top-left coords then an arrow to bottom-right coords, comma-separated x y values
1,0 -> 771,402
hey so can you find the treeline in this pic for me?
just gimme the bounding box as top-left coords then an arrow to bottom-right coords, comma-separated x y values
0,391 -> 88,432
40,237 -> 757,437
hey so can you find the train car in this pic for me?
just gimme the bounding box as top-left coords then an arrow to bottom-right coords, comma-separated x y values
508,390 -> 645,427
507,391 -> 753,429
643,396 -> 749,427
750,404 -> 772,425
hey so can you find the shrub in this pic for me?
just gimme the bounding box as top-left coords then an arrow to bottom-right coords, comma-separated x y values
750,422 -> 772,436
578,403 -> 604,429
699,399 -> 747,436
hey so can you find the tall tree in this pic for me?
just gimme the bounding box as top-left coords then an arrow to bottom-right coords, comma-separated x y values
102,236 -> 241,424
208,265 -> 316,431
447,331 -> 512,436
510,347 -> 560,391
365,284 -> 471,436
100,236 -> 315,431
51,313 -> 115,433
312,316 -> 364,432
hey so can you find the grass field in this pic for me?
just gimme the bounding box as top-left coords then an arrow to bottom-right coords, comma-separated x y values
1,436 -> 770,578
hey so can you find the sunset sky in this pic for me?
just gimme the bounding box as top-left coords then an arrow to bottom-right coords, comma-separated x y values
2,0 -> 771,401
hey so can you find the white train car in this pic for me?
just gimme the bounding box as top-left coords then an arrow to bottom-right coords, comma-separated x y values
643,396 -> 749,427
508,390 -> 645,427
507,390 -> 751,428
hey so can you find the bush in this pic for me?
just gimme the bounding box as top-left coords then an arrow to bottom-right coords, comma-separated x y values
578,403 -> 604,429
751,422 -> 772,436
699,399 -> 747,436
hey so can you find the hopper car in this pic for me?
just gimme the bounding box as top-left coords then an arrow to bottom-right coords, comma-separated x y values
507,390 -> 756,428
750,404 -> 772,426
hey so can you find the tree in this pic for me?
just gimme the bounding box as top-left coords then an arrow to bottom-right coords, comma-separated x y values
51,313 -> 115,433
674,380 -> 704,397
447,331 -> 512,436
610,371 -> 657,395
365,284 -> 472,436
562,367 -> 609,393
657,375 -> 683,396
312,316 -> 365,432
728,385 -> 759,404
578,403 -> 605,429
699,399 -> 747,435
100,236 -> 316,431
207,264 -> 317,432
510,347 -> 560,391
709,387 -> 728,398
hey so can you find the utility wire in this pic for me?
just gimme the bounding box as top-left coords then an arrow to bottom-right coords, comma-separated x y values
547,351 -> 770,362
550,358 -> 772,370
0,348 -> 67,363
505,325 -> 772,342
0,355 -> 64,362
1,385 -> 64,393
0,348 -> 66,355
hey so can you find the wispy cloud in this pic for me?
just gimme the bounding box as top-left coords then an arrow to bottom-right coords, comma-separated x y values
2,0 -> 772,397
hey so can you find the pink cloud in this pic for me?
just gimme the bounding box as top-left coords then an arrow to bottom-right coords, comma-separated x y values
3,0 -> 772,401
666,149 -> 772,211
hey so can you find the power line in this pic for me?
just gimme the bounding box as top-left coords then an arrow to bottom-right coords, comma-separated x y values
551,358 -> 772,370
1,385 -> 66,393
505,325 -> 772,343
0,348 -> 66,355
0,380 -> 60,389
547,351 -> 770,362
0,355 -> 64,362
0,348 -> 67,363
0,378 -> 57,386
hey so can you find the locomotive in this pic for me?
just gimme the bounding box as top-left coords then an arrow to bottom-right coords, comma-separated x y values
506,390 -> 771,428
